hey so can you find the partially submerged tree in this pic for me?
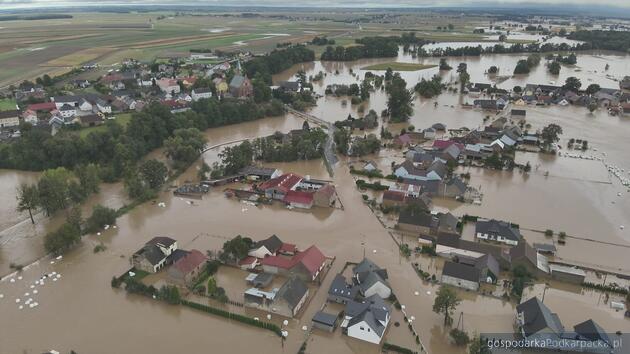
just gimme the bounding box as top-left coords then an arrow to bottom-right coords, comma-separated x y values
433,285 -> 461,326
16,183 -> 39,224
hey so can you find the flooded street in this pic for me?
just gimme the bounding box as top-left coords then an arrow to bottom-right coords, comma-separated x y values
1,49 -> 630,354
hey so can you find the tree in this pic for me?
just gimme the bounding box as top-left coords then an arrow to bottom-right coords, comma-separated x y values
387,75 -> 414,122
38,167 -> 72,216
157,285 -> 181,304
563,77 -> 582,92
66,206 -> 83,232
252,72 -> 272,103
448,24 -> 454,30
16,183 -> 39,224
44,221 -> 81,255
198,161 -> 211,180
164,128 -> 207,169
541,123 -> 563,150
439,58 -> 452,71
513,60 -> 530,74
75,164 -> 100,196
219,235 -> 253,263
498,34 -> 507,42
487,66 -> 499,74
139,159 -> 168,190
585,84 -> 601,95
433,285 -> 461,325
588,101 -> 598,113
85,205 -> 117,234
548,61 -> 561,75
450,328 -> 470,346
511,264 -> 533,298
459,70 -> 470,92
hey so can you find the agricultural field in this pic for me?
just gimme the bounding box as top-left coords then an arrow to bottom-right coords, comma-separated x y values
0,11 -> 496,88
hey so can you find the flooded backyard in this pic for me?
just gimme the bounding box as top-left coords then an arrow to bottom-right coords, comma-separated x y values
1,48 -> 630,353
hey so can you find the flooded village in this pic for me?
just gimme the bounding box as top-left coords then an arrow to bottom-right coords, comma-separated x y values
1,8 -> 630,354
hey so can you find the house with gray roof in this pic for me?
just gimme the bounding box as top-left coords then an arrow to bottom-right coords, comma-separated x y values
516,296 -> 565,340
352,258 -> 391,299
439,177 -> 468,198
328,274 -> 359,304
273,276 -> 309,318
397,209 -> 439,234
131,236 -> 178,273
312,311 -> 338,332
475,219 -> 522,246
441,261 -> 481,291
343,295 -> 391,344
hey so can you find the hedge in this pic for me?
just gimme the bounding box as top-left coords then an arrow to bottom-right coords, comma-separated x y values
581,282 -> 629,295
350,168 -> 384,178
382,342 -> 418,354
180,300 -> 282,336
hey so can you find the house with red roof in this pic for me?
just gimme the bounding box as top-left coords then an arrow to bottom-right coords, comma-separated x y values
261,245 -> 326,282
167,249 -> 207,285
283,190 -> 314,209
392,133 -> 412,148
238,256 -> 259,270
27,102 -> 57,112
432,140 -> 464,151
258,173 -> 303,200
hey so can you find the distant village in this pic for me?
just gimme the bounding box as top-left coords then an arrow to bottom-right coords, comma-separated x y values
0,53 -> 288,139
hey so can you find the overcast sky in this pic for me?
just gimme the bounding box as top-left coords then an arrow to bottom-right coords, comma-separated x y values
1,0 -> 629,10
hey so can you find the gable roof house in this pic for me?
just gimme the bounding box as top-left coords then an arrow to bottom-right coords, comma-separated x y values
475,219 -> 522,246
156,78 -> 180,94
191,88 -> 213,101
258,173 -> 303,200
131,237 -> 178,273
438,177 -> 468,198
441,261 -> 481,291
261,245 -> 326,282
509,242 -> 550,276
381,190 -> 407,208
167,249 -> 208,285
0,110 -> 20,128
283,190 -> 314,209
352,258 -> 391,299
344,295 -> 391,344
328,274 -> 359,304
272,276 -> 310,318
313,184 -> 336,208
516,297 -> 564,340
397,209 -> 439,235
394,160 -> 443,182
248,235 -> 287,259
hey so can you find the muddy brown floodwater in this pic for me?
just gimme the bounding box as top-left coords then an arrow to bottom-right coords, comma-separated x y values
2,49 -> 630,354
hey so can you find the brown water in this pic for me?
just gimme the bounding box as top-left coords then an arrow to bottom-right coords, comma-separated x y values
2,51 -> 630,354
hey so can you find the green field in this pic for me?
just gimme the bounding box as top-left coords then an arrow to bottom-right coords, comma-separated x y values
0,98 -> 18,110
77,112 -> 132,138
362,63 -> 437,71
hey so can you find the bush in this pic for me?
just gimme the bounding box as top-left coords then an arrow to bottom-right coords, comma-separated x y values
382,342 -> 418,354
450,328 -> 470,346
93,244 -> 107,253
545,229 -> 553,237
157,285 -> 181,305
181,300 -> 282,336
85,205 -> 117,234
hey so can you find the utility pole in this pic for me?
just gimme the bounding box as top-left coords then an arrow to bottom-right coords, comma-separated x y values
542,283 -> 549,303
